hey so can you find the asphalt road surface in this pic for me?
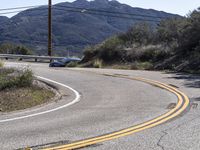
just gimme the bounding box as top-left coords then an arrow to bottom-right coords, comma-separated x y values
1,62 -> 200,150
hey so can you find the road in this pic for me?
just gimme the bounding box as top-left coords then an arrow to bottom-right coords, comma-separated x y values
0,62 -> 200,150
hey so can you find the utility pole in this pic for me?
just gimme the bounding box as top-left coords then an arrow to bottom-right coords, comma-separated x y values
48,0 -> 52,56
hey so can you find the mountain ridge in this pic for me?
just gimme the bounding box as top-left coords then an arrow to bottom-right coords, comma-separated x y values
0,0 -> 180,56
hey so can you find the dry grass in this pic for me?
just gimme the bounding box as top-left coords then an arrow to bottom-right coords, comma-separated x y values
93,59 -> 103,68
0,86 -> 55,112
0,67 -> 55,112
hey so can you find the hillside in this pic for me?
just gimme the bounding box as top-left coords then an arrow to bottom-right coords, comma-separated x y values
81,8 -> 200,73
0,0 -> 179,56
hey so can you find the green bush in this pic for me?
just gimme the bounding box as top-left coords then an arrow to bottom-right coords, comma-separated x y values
83,36 -> 124,63
16,69 -> 33,87
97,37 -> 124,62
0,68 -> 33,90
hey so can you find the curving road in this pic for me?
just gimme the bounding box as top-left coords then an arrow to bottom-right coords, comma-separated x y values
0,62 -> 200,150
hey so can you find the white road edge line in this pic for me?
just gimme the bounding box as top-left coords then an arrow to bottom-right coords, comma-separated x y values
0,76 -> 81,123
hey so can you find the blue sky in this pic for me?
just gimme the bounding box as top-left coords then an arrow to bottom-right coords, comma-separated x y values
1,0 -> 200,17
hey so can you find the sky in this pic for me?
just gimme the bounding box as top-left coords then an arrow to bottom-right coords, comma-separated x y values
0,0 -> 200,17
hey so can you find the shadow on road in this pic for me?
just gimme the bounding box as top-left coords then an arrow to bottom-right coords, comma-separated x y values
163,72 -> 200,89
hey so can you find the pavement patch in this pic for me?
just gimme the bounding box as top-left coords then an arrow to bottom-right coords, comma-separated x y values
167,103 -> 177,109
168,84 -> 179,88
191,103 -> 198,109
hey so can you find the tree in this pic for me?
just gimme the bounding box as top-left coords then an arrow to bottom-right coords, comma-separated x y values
14,46 -> 32,55
119,22 -> 154,46
0,43 -> 32,55
157,17 -> 186,45
179,8 -> 200,53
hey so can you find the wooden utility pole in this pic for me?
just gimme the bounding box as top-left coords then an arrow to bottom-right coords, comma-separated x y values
48,0 -> 52,56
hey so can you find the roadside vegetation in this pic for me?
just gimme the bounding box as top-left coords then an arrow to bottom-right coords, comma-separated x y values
0,43 -> 32,55
0,68 -> 33,90
0,67 -> 55,112
82,8 -> 200,73
0,60 -> 4,68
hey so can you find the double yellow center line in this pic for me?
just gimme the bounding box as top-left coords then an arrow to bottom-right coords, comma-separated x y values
41,74 -> 189,150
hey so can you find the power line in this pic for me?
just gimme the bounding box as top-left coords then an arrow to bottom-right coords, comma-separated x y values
0,4 -> 167,21
54,5 -> 167,19
0,4 -> 167,49
0,5 -> 44,12
0,11 -> 158,23
53,7 -> 161,22
0,6 -> 47,16
0,7 -> 161,23
0,10 -> 26,15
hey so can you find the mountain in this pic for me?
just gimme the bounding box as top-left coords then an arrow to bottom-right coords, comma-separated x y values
0,16 -> 9,24
0,16 -> 10,31
0,0 -> 180,56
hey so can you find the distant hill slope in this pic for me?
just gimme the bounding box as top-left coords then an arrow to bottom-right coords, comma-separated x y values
0,0 -> 180,56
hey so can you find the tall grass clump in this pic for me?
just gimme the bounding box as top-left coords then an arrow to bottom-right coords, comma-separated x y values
93,59 -> 103,68
0,61 -> 4,68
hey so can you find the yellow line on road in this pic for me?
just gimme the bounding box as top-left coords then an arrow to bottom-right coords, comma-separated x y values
42,75 -> 190,150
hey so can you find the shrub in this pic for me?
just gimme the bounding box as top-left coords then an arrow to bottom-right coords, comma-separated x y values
136,62 -> 153,70
126,45 -> 171,63
130,61 -> 153,70
0,68 -> 33,90
93,59 -> 103,68
82,45 -> 98,62
119,22 -> 154,46
130,62 -> 138,70
83,36 -> 124,63
66,62 -> 78,67
139,45 -> 171,62
16,69 -> 33,87
0,61 -> 4,68
97,37 -> 124,62
81,8 -> 200,73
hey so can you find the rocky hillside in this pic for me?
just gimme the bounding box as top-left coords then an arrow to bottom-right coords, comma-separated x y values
0,0 -> 180,56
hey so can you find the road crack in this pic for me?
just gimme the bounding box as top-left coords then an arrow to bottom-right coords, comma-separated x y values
156,115 -> 200,150
157,131 -> 168,150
